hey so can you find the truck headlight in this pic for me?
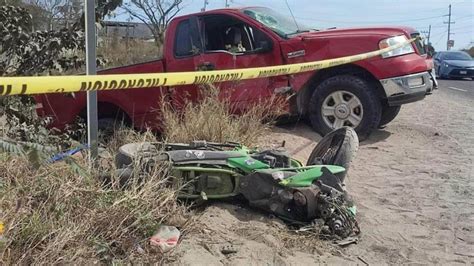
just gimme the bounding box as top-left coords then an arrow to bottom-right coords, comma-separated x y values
379,35 -> 415,58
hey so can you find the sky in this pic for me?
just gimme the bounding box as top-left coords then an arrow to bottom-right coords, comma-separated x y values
116,0 -> 474,51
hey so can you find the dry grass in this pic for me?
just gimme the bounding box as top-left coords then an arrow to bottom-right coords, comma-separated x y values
0,83 -> 287,263
0,131 -> 193,264
161,85 -> 285,146
98,38 -> 162,68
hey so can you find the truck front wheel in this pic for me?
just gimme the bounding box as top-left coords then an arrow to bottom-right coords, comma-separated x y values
308,75 -> 382,141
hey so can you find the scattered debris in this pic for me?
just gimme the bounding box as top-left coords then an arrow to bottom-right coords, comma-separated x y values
135,244 -> 145,255
335,237 -> 358,247
149,225 -> 181,252
48,144 -> 88,163
358,256 -> 369,265
221,245 -> 238,255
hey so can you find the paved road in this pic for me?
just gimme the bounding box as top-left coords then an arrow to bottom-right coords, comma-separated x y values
437,78 -> 474,100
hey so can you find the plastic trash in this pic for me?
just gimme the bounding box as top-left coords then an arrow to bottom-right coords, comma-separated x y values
149,225 -> 180,252
48,144 -> 88,163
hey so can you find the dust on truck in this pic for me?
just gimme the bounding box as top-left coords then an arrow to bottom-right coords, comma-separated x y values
34,7 -> 436,140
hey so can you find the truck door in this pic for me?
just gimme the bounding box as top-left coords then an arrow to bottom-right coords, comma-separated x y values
196,14 -> 287,110
165,16 -> 203,107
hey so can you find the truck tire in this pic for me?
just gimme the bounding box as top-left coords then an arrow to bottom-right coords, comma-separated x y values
379,105 -> 401,127
306,127 -> 358,183
308,75 -> 382,141
98,117 -> 130,142
98,118 -> 118,135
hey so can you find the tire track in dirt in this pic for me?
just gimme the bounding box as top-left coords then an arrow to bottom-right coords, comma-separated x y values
345,90 -> 474,264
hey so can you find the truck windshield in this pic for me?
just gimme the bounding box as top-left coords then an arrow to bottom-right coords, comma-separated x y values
242,7 -> 310,38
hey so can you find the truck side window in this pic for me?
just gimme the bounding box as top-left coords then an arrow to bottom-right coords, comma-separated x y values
175,19 -> 200,57
201,15 -> 272,54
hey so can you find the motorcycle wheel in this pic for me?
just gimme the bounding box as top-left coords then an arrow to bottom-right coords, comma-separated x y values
306,127 -> 359,183
115,142 -> 157,168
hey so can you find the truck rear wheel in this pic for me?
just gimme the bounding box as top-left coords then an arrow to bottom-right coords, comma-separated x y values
308,75 -> 382,141
379,105 -> 401,127
97,116 -> 130,142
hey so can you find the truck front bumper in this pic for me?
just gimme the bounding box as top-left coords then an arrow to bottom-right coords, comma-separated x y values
380,71 -> 436,106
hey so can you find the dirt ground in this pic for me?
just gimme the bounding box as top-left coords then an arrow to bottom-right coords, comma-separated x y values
170,87 -> 474,265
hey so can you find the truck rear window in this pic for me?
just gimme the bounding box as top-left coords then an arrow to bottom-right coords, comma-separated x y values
175,20 -> 200,57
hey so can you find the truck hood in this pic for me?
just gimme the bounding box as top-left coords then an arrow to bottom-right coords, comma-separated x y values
444,60 -> 474,68
295,26 -> 414,39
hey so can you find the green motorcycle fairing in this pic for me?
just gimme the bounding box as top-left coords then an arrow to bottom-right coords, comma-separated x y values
276,165 -> 345,187
226,151 -> 345,187
227,156 -> 270,173
171,166 -> 241,199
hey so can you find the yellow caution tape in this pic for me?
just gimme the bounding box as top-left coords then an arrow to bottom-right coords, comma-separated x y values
0,38 -> 416,96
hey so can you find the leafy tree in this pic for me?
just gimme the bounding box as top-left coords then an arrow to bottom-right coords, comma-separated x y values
55,0 -> 83,29
0,2 -> 120,148
122,0 -> 183,45
25,0 -> 64,30
0,6 -> 85,76
462,46 -> 474,57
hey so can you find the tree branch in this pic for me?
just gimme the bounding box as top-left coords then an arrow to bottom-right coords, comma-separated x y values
123,0 -> 181,44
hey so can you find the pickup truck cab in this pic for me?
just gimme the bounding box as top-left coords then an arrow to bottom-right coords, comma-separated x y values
35,6 -> 436,140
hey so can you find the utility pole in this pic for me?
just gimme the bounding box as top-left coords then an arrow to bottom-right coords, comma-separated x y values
201,0 -> 208,11
421,25 -> 431,45
225,0 -> 229,7
427,24 -> 431,44
444,4 -> 455,50
85,0 -> 98,164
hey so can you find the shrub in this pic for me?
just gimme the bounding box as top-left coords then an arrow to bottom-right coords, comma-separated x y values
160,85 -> 285,146
0,137 -> 191,264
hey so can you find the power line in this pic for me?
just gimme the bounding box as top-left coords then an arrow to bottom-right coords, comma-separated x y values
295,15 -> 445,24
454,15 -> 473,20
453,31 -> 474,35
297,6 -> 447,18
451,25 -> 474,30
433,29 -> 448,46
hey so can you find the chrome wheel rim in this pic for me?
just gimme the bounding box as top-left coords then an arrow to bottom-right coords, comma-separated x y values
321,90 -> 363,129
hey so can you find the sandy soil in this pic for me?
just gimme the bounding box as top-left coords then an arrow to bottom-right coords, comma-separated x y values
170,89 -> 474,265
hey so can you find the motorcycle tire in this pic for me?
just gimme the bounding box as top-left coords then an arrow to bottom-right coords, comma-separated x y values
306,127 -> 359,183
115,142 -> 157,168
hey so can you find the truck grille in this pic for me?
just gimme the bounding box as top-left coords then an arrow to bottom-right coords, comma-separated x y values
411,33 -> 426,55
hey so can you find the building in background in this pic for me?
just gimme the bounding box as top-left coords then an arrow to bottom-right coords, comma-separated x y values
101,21 -> 155,41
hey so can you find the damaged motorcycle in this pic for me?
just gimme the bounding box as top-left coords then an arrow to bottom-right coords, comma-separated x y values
112,127 -> 360,239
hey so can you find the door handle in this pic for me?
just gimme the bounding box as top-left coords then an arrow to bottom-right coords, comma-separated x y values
197,62 -> 215,71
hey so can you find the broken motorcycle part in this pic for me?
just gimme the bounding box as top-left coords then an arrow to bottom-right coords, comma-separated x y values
113,127 -> 360,238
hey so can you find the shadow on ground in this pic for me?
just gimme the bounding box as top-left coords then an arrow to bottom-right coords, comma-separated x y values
276,121 -> 392,146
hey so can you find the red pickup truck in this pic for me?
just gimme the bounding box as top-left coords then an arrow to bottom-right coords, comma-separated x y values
35,7 -> 436,139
